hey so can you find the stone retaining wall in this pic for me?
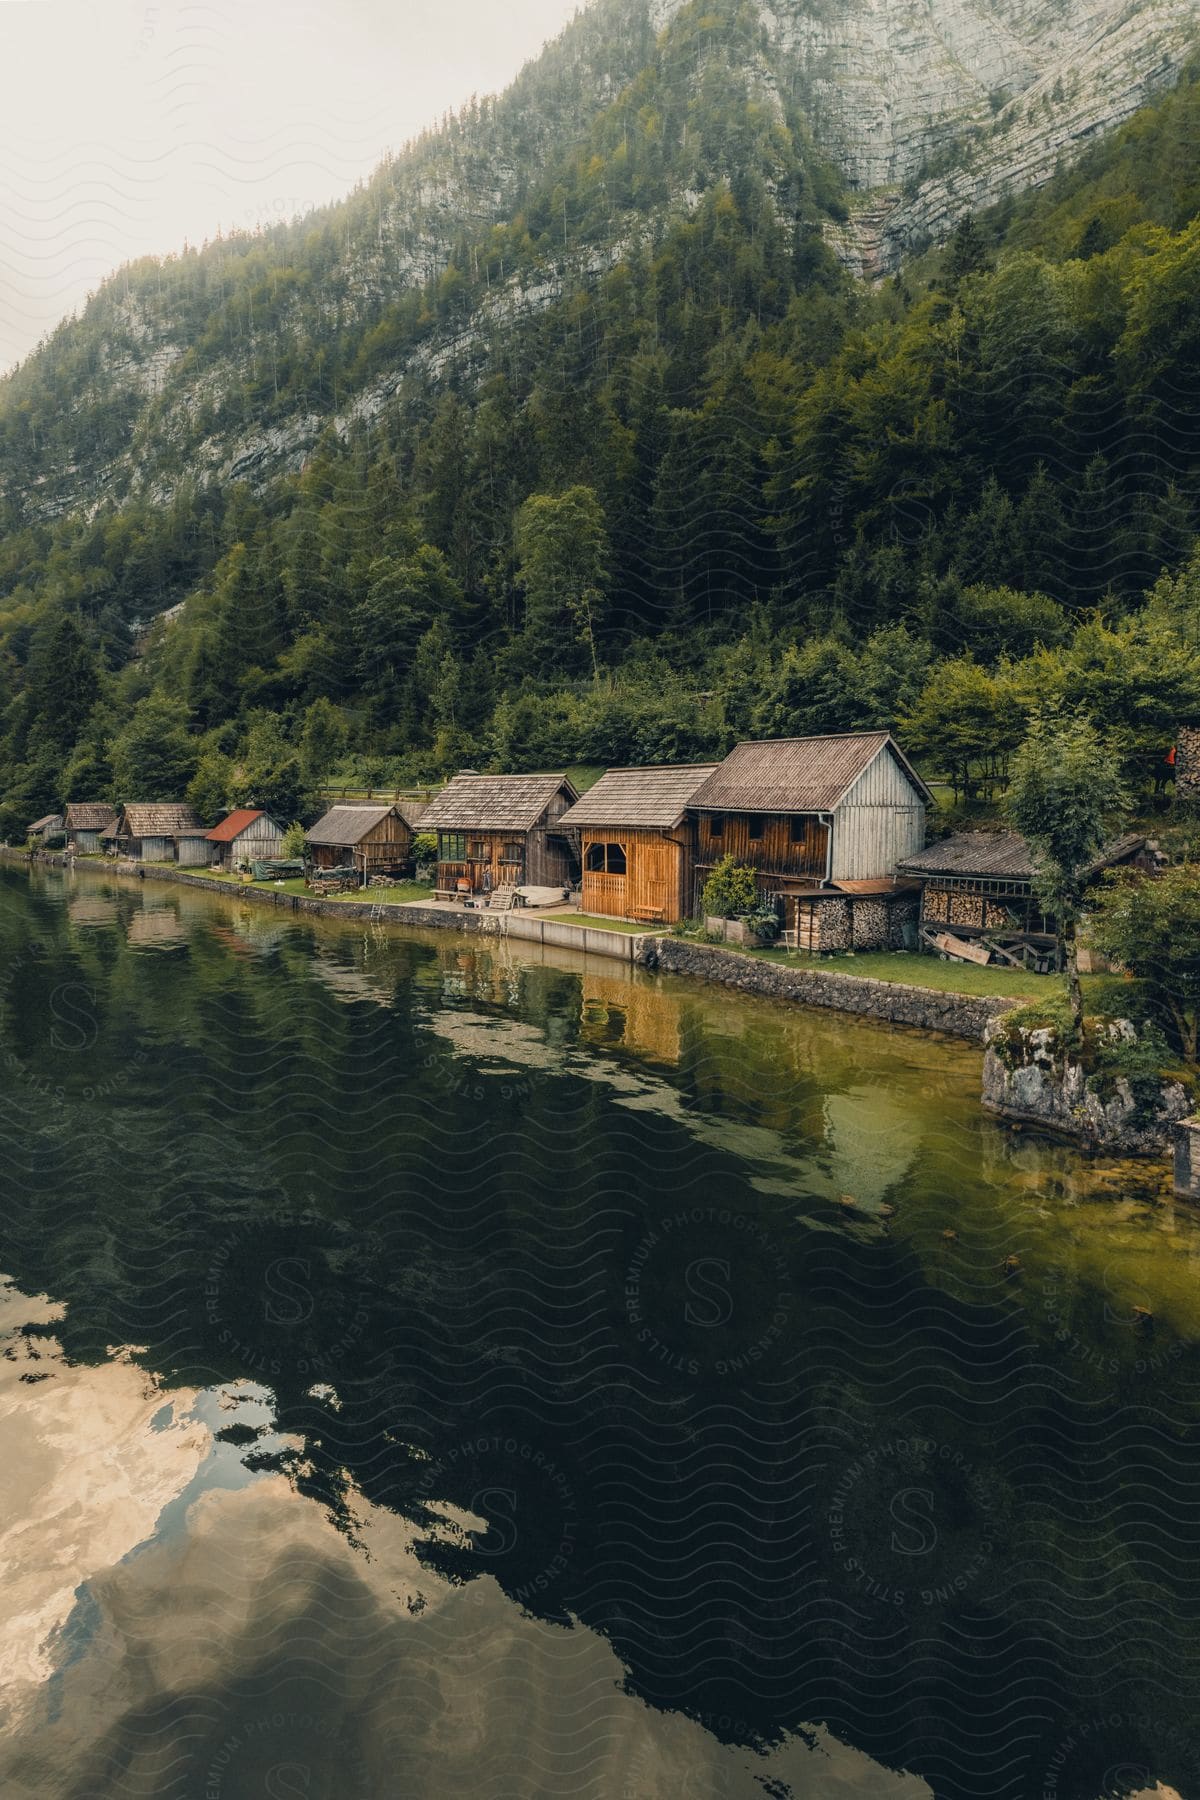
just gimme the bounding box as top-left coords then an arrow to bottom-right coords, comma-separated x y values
641,936 -> 1017,1043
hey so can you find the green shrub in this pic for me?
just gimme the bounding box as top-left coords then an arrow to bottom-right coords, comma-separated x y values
282,821 -> 308,859
411,831 -> 438,862
701,855 -> 758,920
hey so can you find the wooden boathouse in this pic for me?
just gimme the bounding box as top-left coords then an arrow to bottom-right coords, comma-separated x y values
558,763 -> 717,924
687,732 -> 932,944
306,802 -> 426,877
64,803 -> 118,855
422,772 -> 579,900
206,808 -> 287,871
103,804 -> 205,862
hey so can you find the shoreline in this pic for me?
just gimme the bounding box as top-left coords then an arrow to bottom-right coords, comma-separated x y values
5,846 -> 1019,1044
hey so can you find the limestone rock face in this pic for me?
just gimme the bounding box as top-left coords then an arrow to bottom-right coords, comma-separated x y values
709,0 -> 1200,272
982,1018 -> 1193,1154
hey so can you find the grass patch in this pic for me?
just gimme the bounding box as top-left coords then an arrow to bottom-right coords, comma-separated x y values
542,912 -> 646,933
740,945 -> 1060,997
325,881 -> 433,905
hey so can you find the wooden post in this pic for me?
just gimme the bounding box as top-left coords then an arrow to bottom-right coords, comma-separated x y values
1172,1117 -> 1200,1200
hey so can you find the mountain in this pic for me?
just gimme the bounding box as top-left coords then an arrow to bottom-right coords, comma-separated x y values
3,0 -> 1200,836
3,0 -> 1196,524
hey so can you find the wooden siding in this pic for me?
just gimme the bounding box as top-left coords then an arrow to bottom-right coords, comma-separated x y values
695,812 -> 829,884
435,824 -> 575,895
579,827 -> 691,923
68,829 -> 104,855
312,813 -> 415,872
215,821 -> 286,869
135,836 -> 173,863
176,836 -> 212,867
831,746 -> 927,881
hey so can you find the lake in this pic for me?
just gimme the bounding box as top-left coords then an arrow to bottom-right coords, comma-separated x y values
0,860 -> 1198,1800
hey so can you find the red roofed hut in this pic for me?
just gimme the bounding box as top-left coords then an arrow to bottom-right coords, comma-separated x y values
207,809 -> 287,871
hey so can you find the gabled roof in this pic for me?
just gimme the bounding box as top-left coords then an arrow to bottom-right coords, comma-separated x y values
307,803 -> 397,847
897,830 -> 1147,881
559,764 -> 719,831
207,808 -> 267,843
27,814 -> 63,834
422,772 -> 579,833
689,733 -> 934,813
64,802 -> 117,832
115,803 -> 203,837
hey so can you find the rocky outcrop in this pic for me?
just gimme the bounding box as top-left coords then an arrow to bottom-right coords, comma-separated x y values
982,1016 -> 1194,1153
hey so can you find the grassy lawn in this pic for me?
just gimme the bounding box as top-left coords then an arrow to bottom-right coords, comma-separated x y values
738,943 -> 1059,997
542,912 -> 647,933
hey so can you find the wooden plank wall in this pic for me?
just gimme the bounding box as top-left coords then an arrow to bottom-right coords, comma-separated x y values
695,812 -> 828,879
832,750 -> 926,880
580,828 -> 688,922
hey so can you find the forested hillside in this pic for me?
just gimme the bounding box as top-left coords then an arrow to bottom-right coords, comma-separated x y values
4,0 -> 1200,835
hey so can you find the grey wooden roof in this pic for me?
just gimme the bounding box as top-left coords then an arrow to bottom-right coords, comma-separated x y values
559,764 -> 719,830
422,772 -> 579,832
65,803 -> 118,831
689,733 -> 933,813
27,813 -> 63,834
395,798 -> 428,829
117,804 -> 202,837
307,803 -> 397,847
898,831 -> 1147,881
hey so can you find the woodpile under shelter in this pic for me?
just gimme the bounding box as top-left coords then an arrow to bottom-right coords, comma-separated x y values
64,803 -> 117,855
687,732 -> 932,946
897,831 -> 1152,968
104,804 -> 205,862
558,764 -> 717,924
422,772 -> 579,900
306,802 -> 425,878
206,809 -> 286,871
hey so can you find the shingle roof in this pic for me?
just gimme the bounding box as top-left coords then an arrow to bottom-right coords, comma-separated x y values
689,733 -> 933,813
207,808 -> 266,843
559,764 -> 719,831
118,804 -> 203,837
64,803 -> 117,832
395,798 -> 428,829
421,773 -> 578,832
306,803 -> 396,847
27,814 -> 63,834
897,831 -> 1147,881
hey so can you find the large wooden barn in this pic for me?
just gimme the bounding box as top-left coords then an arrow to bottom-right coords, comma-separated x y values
104,804 -> 205,862
64,803 -> 117,855
206,808 -> 286,871
558,764 -> 718,924
687,733 -> 932,947
306,802 -> 425,877
422,772 -> 579,899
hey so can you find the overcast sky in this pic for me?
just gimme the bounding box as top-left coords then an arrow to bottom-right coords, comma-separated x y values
0,0 -> 584,372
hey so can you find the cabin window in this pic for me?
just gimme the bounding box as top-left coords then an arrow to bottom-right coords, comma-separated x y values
789,815 -> 807,844
709,815 -> 724,839
501,840 -> 523,864
585,842 -> 626,875
440,832 -> 467,861
747,817 -> 764,842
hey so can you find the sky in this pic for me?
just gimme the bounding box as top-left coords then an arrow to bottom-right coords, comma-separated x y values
0,0 -> 585,372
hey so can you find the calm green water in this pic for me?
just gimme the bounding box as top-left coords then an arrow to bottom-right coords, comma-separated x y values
1,860 -> 1199,1800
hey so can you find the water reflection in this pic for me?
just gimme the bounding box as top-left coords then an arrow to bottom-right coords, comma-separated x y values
0,863 -> 1199,1800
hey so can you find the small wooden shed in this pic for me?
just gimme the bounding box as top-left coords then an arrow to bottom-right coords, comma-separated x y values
105,803 -> 204,862
558,764 -> 718,924
306,801 -> 425,877
897,830 -> 1152,964
688,732 -> 931,921
64,803 -> 118,855
422,772 -> 579,899
206,808 -> 287,871
26,812 -> 64,845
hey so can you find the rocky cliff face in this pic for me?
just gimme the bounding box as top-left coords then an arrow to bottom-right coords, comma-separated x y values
3,0 -> 1197,521
743,0 -> 1200,272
